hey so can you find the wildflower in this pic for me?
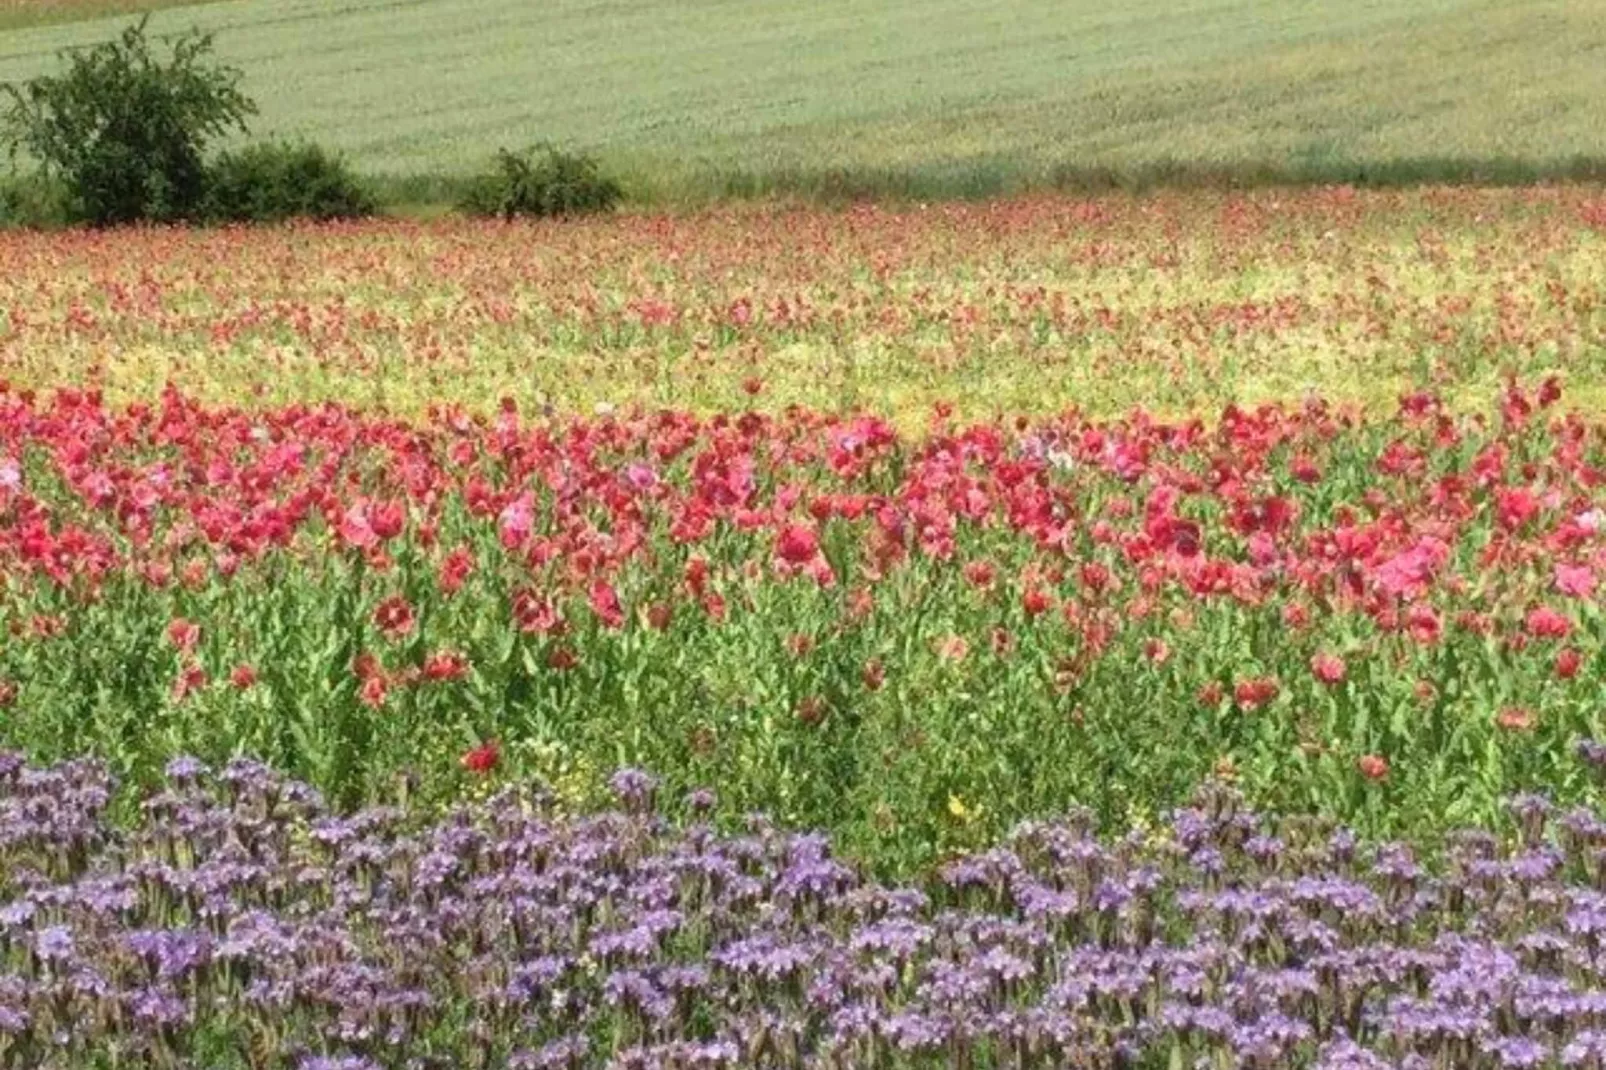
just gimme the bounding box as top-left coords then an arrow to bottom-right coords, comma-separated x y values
460,740 -> 500,774
1525,605 -> 1572,640
588,580 -> 625,630
358,675 -> 387,710
775,524 -> 820,565
229,664 -> 258,690
171,662 -> 207,702
1556,562 -> 1597,598
1234,676 -> 1280,711
1311,651 -> 1347,686
1556,647 -> 1583,680
422,650 -> 469,682
373,595 -> 416,640
1497,707 -> 1536,731
1357,754 -> 1389,781
796,695 -> 827,726
166,617 -> 200,653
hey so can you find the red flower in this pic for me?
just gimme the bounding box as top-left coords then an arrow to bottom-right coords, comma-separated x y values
589,580 -> 625,630
358,675 -> 388,709
423,650 -> 469,682
171,661 -> 207,702
1197,681 -> 1225,708
547,645 -> 579,671
775,524 -> 820,565
0,679 -> 16,707
962,559 -> 996,590
1021,587 -> 1052,619
934,634 -> 970,662
229,663 -> 258,690
1525,605 -> 1572,640
786,633 -> 815,658
1496,706 -> 1535,731
368,499 -> 405,541
512,590 -> 562,635
353,651 -> 383,682
645,602 -> 673,631
1357,754 -> 1389,781
1556,647 -> 1583,681
796,695 -> 827,726
1310,651 -> 1347,686
862,658 -> 885,692
461,739 -> 500,774
373,595 -> 416,640
438,545 -> 475,596
1406,604 -> 1442,645
1233,676 -> 1280,711
1142,638 -> 1170,665
166,617 -> 200,653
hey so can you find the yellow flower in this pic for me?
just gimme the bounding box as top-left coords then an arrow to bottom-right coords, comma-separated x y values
947,794 -> 971,821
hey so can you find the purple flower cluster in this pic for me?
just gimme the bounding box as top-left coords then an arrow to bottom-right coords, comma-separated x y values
7,754 -> 1606,1068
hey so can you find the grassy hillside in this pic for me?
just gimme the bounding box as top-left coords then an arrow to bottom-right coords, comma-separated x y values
1,0 -> 1604,201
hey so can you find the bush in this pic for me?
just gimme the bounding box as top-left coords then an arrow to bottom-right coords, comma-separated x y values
459,144 -> 622,220
202,140 -> 375,223
0,16 -> 256,226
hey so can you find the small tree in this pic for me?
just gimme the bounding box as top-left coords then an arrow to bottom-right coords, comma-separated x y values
1,16 -> 256,226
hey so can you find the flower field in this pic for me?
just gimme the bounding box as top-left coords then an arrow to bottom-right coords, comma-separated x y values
2,187 -> 1604,424
3,186 -> 1606,1065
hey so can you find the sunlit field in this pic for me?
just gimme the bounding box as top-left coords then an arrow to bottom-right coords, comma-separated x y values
2,187 -> 1604,426
4,184 -> 1606,1065
1,0 -> 1603,197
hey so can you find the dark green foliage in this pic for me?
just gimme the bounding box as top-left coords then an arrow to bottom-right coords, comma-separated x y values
202,141 -> 376,223
459,144 -> 622,219
0,16 -> 256,226
0,171 -> 69,228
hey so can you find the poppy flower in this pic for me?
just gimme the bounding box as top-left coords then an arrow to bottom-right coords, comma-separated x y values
461,739 -> 500,774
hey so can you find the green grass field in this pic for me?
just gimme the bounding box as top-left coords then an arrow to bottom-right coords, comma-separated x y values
1,0 -> 1604,201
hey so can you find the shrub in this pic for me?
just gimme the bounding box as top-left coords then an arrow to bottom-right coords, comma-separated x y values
202,140 -> 376,223
0,16 -> 255,226
459,144 -> 622,219
0,171 -> 68,228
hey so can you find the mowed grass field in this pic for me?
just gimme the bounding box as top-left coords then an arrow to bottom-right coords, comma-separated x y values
1,0 -> 1604,201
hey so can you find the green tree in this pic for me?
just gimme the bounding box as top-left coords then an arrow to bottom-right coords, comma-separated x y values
1,16 -> 256,226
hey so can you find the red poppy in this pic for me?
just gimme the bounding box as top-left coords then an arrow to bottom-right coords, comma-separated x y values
373,595 -> 416,640
1357,754 -> 1389,781
229,663 -> 258,690
423,650 -> 469,682
1496,707 -> 1535,731
358,675 -> 388,709
1310,651 -> 1347,686
461,739 -> 500,774
775,524 -> 820,565
166,617 -> 200,653
1233,677 -> 1280,711
1525,606 -> 1572,640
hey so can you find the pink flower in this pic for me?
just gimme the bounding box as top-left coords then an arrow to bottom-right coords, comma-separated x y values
1310,651 -> 1347,686
1556,563 -> 1597,599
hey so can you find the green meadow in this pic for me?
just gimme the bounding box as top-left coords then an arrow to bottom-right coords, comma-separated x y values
1,0 -> 1603,203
